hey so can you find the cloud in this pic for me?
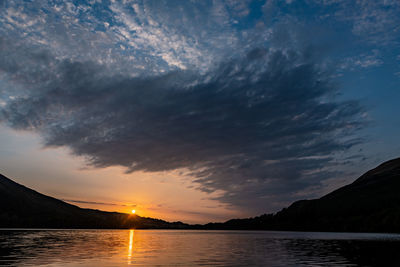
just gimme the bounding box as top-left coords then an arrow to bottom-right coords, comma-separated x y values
0,34 -> 365,213
63,199 -> 136,207
339,50 -> 383,71
0,0 -> 376,215
318,0 -> 400,45
0,0 -> 255,76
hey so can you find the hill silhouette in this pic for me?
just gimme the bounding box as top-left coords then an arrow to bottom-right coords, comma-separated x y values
2,158 -> 400,232
205,158 -> 400,232
0,173 -> 188,229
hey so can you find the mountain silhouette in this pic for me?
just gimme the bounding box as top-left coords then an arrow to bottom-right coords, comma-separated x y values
2,157 -> 400,232
0,173 -> 188,229
204,158 -> 400,232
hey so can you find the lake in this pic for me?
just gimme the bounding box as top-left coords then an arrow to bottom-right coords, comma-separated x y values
1,229 -> 400,266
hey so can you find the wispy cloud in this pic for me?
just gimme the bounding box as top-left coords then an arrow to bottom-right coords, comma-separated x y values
63,199 -> 136,207
318,0 -> 400,45
339,50 -> 383,71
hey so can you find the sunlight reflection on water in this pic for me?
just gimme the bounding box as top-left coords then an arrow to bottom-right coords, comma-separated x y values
128,229 -> 134,263
1,229 -> 400,266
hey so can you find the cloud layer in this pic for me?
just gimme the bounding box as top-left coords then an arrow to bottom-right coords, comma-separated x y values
0,35 -> 364,212
4,0 -> 396,214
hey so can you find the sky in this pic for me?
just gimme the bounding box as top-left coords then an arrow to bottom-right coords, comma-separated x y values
0,0 -> 399,224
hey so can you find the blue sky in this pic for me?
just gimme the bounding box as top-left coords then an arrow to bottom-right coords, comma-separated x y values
0,0 -> 399,223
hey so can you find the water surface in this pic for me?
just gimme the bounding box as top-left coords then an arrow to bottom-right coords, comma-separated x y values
1,229 -> 400,266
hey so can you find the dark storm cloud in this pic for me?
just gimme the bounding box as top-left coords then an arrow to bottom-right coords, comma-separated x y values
0,37 -> 365,213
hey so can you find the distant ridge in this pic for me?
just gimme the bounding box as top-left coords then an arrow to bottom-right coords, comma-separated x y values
0,173 -> 188,229
204,158 -> 400,233
2,157 -> 400,232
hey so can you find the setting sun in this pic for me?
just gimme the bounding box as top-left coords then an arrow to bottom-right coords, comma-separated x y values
131,210 -> 136,214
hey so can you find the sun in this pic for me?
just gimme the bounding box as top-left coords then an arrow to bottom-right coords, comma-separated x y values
131,209 -> 136,214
